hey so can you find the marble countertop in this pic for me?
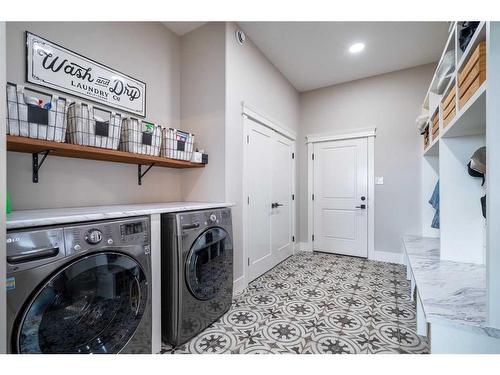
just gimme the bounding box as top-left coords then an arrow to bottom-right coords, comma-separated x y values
7,202 -> 235,230
402,235 -> 500,338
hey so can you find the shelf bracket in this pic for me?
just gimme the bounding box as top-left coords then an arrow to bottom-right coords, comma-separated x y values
138,163 -> 155,185
32,150 -> 52,183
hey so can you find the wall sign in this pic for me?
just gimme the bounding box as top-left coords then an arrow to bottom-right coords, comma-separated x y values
26,31 -> 146,117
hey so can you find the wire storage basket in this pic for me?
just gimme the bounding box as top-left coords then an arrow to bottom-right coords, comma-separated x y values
120,118 -> 162,156
6,83 -> 67,142
161,128 -> 195,161
67,102 -> 122,150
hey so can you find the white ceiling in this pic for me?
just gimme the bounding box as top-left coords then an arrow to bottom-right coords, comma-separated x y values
238,22 -> 450,92
162,22 -> 206,36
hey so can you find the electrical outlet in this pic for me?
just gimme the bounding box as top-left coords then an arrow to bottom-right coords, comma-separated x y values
375,177 -> 384,185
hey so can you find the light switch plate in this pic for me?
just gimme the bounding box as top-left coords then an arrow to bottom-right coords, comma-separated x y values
375,177 -> 384,185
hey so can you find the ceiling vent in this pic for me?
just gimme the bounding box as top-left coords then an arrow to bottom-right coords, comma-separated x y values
235,29 -> 246,45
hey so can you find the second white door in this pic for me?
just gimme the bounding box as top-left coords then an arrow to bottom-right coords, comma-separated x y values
246,118 -> 295,282
313,137 -> 368,257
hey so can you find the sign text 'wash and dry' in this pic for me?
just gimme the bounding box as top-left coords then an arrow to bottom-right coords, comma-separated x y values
26,32 -> 146,116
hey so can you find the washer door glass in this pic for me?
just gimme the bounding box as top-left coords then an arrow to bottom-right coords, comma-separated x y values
186,227 -> 231,300
17,252 -> 148,354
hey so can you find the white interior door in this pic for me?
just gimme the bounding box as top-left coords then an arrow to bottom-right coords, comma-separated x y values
246,117 -> 295,282
246,120 -> 274,281
313,137 -> 368,257
271,133 -> 294,266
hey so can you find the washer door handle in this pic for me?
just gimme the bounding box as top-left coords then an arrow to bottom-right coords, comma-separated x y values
182,222 -> 200,230
7,247 -> 60,264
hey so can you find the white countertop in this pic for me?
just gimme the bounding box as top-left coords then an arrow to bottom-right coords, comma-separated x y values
402,235 -> 500,338
6,202 -> 235,230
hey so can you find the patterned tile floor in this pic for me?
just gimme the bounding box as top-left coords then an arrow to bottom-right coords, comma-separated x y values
162,252 -> 429,354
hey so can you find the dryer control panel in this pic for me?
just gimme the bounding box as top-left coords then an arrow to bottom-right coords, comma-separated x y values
178,208 -> 232,234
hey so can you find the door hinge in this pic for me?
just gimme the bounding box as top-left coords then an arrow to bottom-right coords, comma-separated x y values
312,194 -> 315,201
247,258 -> 250,266
247,196 -> 250,205
312,153 -> 315,160
312,234 -> 315,241
292,152 -> 295,159
292,194 -> 295,200
246,135 -> 249,144
292,236 -> 295,242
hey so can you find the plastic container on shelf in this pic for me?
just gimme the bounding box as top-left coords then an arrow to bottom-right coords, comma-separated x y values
160,127 -> 194,161
6,191 -> 11,214
66,102 -> 122,150
120,118 -> 162,156
6,82 -> 67,142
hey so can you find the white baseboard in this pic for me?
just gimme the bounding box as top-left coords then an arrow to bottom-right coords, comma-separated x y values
233,275 -> 247,295
295,242 -> 402,265
370,250 -> 404,265
296,242 -> 312,253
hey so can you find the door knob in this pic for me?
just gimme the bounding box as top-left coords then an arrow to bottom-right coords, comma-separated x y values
361,196 -> 366,201
355,204 -> 366,209
271,202 -> 283,208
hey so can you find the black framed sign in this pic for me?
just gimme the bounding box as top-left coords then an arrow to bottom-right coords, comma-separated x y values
26,31 -> 146,117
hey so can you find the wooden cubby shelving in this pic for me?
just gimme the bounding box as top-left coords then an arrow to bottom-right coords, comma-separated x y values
419,21 -> 500,329
420,22 -> 487,261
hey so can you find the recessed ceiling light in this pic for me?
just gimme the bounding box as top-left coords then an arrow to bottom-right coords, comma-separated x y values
349,42 -> 365,54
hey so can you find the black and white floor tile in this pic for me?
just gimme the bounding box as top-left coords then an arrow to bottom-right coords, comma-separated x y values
161,252 -> 429,354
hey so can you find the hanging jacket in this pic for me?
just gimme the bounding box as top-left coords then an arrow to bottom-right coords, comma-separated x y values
429,181 -> 440,229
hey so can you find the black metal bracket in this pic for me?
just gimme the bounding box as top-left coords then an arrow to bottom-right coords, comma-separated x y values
32,150 -> 52,183
138,163 -> 155,185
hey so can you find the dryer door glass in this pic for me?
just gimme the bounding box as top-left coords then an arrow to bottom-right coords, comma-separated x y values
186,227 -> 232,300
16,252 -> 148,354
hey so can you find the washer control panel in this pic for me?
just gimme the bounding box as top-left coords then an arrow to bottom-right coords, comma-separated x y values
64,217 -> 150,255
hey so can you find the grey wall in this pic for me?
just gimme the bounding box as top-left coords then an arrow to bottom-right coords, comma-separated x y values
225,22 -> 300,284
298,63 -> 436,253
3,21 -> 436,297
6,22 -> 183,209
180,22 -> 226,202
0,21 -> 7,354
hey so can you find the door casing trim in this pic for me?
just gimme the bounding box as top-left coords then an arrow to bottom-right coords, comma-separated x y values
306,127 -> 376,144
307,128 -> 376,260
243,103 -> 297,141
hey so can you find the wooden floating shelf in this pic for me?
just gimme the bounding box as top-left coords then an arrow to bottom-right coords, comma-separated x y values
7,135 -> 204,184
6,135 -> 204,169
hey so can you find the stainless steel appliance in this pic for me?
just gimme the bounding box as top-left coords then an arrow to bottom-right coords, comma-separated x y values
6,217 -> 152,354
161,208 -> 233,346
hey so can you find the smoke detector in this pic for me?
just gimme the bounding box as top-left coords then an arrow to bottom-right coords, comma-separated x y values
235,29 -> 246,45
